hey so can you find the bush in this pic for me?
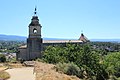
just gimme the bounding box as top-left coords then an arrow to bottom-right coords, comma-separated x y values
66,62 -> 83,78
42,44 -> 109,79
0,71 -> 10,79
55,62 -> 83,78
103,52 -> 120,78
0,54 -> 6,62
96,66 -> 109,80
9,57 -> 17,63
55,62 -> 67,73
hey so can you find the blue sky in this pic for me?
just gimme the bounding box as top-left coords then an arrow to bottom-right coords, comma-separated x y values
0,0 -> 120,39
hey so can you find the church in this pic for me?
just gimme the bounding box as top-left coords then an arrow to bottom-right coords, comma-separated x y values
17,8 -> 89,61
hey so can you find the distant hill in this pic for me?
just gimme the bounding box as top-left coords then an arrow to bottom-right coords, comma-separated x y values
0,34 -> 120,42
0,34 -> 67,41
0,34 -> 71,41
91,39 -> 120,42
0,34 -> 26,41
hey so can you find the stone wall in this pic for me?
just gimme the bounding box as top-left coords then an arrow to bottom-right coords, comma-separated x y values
17,48 -> 27,61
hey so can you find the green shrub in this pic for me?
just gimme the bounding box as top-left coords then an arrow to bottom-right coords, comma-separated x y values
66,62 -> 83,78
56,62 -> 68,73
42,44 -> 109,79
66,62 -> 80,75
0,54 -> 6,62
103,52 -> 120,78
96,66 -> 109,80
55,62 -> 83,78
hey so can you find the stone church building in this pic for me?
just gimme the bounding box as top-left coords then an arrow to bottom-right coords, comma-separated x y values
17,8 -> 89,61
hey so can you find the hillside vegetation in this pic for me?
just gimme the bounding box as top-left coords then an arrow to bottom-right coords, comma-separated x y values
35,62 -> 80,80
0,40 -> 25,53
41,43 -> 120,80
0,41 -> 120,79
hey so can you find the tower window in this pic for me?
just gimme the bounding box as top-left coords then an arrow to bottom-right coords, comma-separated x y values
33,28 -> 37,34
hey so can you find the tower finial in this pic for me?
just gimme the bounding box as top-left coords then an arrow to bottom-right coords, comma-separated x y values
34,6 -> 37,15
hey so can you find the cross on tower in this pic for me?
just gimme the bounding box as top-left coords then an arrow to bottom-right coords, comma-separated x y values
34,7 -> 37,15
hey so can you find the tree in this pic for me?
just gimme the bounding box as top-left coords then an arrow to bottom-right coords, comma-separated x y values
103,52 -> 120,78
42,43 -> 109,79
0,54 -> 6,62
43,45 -> 67,63
75,44 -> 108,79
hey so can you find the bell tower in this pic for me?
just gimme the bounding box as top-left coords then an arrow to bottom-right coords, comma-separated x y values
27,8 -> 43,60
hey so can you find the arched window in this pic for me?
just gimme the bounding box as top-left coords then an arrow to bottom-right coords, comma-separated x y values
33,28 -> 37,34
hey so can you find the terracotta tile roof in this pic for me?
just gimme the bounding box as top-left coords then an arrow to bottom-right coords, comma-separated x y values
79,33 -> 89,42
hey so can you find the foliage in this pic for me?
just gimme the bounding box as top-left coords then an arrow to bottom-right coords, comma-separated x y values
55,62 -> 83,78
103,52 -> 120,78
9,57 -> 17,63
0,54 -> 6,62
42,43 -> 120,79
43,45 -> 68,63
0,40 -> 25,53
89,42 -> 120,53
42,43 -> 109,79
0,71 -> 10,79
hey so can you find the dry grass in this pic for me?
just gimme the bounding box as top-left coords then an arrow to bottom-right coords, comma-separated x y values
0,63 -> 23,80
0,67 -> 7,71
0,71 -> 10,80
0,64 -> 10,80
34,62 -> 80,80
0,63 -> 23,69
8,63 -> 23,68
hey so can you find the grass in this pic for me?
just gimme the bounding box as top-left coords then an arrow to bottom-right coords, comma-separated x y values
0,62 -> 23,80
35,62 -> 80,80
0,71 -> 10,80
0,65 -> 10,80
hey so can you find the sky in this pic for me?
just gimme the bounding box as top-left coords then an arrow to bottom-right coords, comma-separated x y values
0,0 -> 120,39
